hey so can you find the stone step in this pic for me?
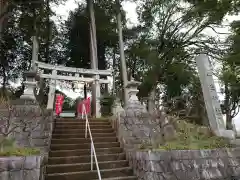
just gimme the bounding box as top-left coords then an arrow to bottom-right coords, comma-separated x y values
55,121 -> 110,125
54,124 -> 112,129
230,139 -> 240,146
45,167 -> 133,180
99,177 -> 137,180
51,137 -> 117,144
50,142 -> 120,151
56,118 -> 109,121
48,153 -> 126,165
55,118 -> 109,123
52,132 -> 116,139
53,128 -> 114,134
49,147 -> 123,157
46,160 -> 129,174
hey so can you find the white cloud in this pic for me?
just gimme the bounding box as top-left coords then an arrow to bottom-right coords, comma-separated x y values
51,1 -> 139,27
51,0 -> 78,23
122,2 -> 138,27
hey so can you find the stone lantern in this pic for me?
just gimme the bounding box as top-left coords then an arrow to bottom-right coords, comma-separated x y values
20,70 -> 38,101
20,36 -> 39,101
125,77 -> 146,112
126,77 -> 141,103
112,98 -> 124,115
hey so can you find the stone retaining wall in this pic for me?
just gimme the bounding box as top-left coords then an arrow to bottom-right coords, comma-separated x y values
0,99 -> 53,153
0,99 -> 54,180
116,100 -> 177,152
11,100 -> 53,153
127,148 -> 240,180
0,156 -> 42,180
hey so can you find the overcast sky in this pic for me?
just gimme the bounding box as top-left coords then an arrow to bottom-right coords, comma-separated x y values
51,0 -> 240,34
51,0 -> 138,26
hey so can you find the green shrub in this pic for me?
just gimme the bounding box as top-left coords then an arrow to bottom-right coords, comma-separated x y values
100,94 -> 115,116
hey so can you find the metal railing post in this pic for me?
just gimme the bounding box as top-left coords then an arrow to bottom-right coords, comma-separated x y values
80,103 -> 102,180
85,119 -> 88,138
91,142 -> 93,170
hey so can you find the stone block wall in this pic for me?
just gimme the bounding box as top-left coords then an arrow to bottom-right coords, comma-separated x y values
0,156 -> 42,180
0,99 -> 54,180
0,99 -> 53,154
127,148 -> 240,180
118,110 -> 152,149
117,108 -> 174,151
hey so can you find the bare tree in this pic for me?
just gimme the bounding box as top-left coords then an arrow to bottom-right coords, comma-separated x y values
0,98 -> 44,151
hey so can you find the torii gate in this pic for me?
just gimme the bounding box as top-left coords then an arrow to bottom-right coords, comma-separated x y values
35,61 -> 111,117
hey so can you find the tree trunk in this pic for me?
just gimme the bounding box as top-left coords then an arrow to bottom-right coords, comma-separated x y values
45,0 -> 50,63
224,83 -> 232,129
148,87 -> 156,114
88,0 -> 98,69
116,0 -> 128,106
112,48 -> 116,95
131,57 -> 137,79
0,0 -> 8,41
88,0 -> 101,117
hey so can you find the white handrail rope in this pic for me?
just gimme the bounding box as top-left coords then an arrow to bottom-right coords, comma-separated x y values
81,104 -> 102,180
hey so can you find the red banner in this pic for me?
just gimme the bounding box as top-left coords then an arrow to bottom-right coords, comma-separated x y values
55,94 -> 64,116
77,97 -> 91,115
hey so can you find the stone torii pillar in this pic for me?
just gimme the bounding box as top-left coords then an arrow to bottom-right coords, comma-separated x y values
47,69 -> 57,109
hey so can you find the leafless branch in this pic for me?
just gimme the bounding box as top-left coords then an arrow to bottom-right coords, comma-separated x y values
0,98 -> 44,148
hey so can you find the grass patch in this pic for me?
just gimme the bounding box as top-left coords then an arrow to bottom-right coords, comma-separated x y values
143,120 -> 232,150
0,138 -> 40,156
158,133 -> 231,150
0,147 -> 40,156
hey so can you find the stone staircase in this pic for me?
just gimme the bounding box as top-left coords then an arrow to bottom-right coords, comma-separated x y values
45,118 -> 137,180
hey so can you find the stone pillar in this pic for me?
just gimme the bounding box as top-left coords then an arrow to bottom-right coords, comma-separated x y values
195,54 -> 235,139
47,69 -> 57,110
95,75 -> 101,118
